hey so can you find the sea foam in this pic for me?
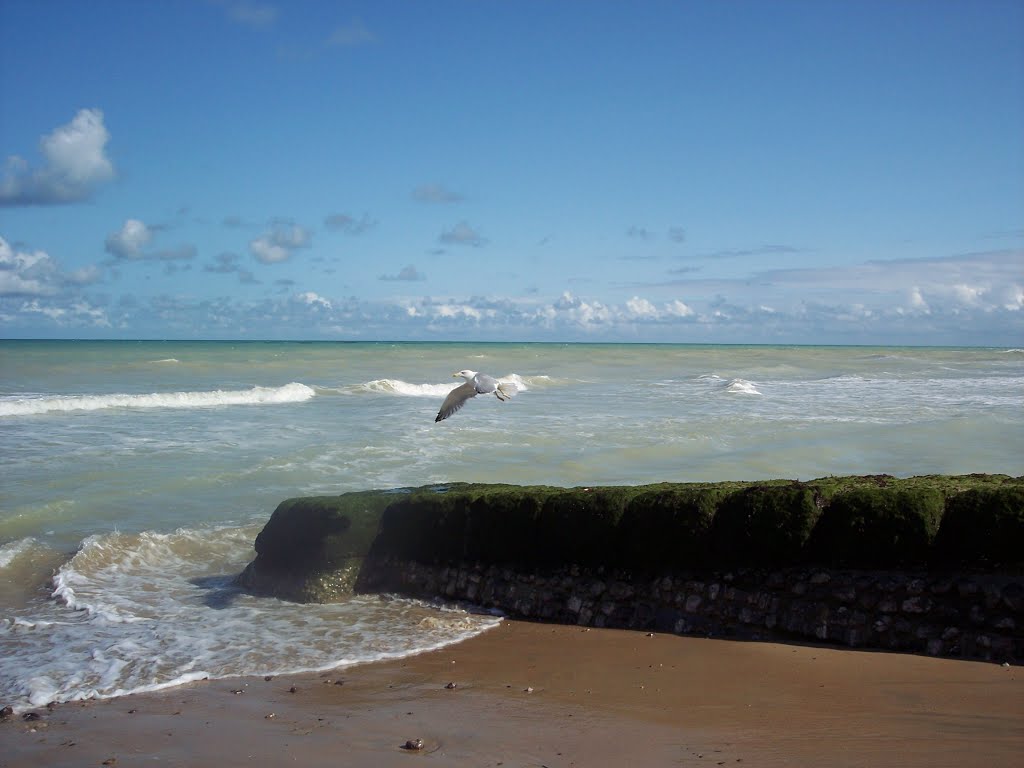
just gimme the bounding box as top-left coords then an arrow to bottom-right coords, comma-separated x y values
0,537 -> 38,570
0,525 -> 500,712
353,373 -> 531,398
0,382 -> 315,417
725,378 -> 762,396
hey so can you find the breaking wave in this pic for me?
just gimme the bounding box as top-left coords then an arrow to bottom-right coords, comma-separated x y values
0,383 -> 316,417
724,378 -> 763,396
0,526 -> 500,711
346,373 -> 535,397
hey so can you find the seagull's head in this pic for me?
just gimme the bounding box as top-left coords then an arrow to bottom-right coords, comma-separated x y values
453,369 -> 477,381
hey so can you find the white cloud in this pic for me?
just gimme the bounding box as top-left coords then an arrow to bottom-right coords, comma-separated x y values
105,219 -> 153,259
908,286 -> 930,312
68,301 -> 111,326
250,238 -> 289,264
0,236 -> 99,296
19,299 -> 65,321
0,109 -> 115,206
435,303 -> 483,320
295,291 -> 331,309
548,292 -> 613,329
0,238 -> 51,295
19,297 -> 109,327
993,283 -> 1024,311
665,299 -> 695,317
103,219 -> 196,264
324,212 -> 375,235
0,269 -> 48,296
626,296 -> 657,317
439,221 -> 486,247
250,223 -> 311,264
951,283 -> 983,306
3,245 -> 1020,342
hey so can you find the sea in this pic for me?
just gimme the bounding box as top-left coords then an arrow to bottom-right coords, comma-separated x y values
1,340 -> 1022,711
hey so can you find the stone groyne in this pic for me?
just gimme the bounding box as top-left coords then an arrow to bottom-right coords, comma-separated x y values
236,475 -> 1024,662
357,559 -> 1021,663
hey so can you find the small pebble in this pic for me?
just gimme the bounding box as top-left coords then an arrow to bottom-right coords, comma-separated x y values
230,689 -> 244,695
264,676 -> 273,682
22,712 -> 41,721
402,738 -> 425,751
265,713 -> 275,719
524,686 -> 534,693
444,682 -> 458,690
333,680 -> 344,686
288,686 -> 297,694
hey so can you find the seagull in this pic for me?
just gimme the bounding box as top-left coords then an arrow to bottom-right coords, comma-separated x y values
435,369 -> 515,422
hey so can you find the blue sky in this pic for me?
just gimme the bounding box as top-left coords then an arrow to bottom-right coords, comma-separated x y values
1,0 -> 1022,344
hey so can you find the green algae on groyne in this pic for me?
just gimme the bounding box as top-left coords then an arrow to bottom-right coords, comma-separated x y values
237,474 -> 1023,603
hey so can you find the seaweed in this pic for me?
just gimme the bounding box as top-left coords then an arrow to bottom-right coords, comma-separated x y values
237,474 -> 1024,602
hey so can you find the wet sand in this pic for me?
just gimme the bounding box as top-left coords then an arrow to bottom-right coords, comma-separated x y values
3,620 -> 1021,767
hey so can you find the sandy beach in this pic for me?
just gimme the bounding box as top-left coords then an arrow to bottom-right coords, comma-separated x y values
3,619 -> 1021,767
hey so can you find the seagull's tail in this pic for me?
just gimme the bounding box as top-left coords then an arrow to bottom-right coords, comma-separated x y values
495,382 -> 516,401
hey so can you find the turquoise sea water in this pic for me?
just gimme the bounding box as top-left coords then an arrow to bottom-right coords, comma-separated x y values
1,340 -> 1022,710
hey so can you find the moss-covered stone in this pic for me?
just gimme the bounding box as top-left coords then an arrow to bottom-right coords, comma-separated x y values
617,484 -> 724,571
933,486 -> 1024,567
236,474 -> 1024,603
235,490 -> 394,602
711,483 -> 822,567
535,487 -> 634,567
808,487 -> 946,567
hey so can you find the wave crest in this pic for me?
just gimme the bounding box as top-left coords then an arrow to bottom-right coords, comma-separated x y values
724,378 -> 762,395
0,537 -> 39,570
0,383 -> 315,417
353,373 -> 532,398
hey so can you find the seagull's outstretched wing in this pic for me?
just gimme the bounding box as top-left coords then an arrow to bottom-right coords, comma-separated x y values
435,381 -> 478,422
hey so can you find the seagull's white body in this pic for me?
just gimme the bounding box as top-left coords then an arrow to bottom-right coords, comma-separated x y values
435,369 -> 514,422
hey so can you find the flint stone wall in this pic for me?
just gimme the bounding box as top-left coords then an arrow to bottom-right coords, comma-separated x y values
358,559 -> 1022,662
